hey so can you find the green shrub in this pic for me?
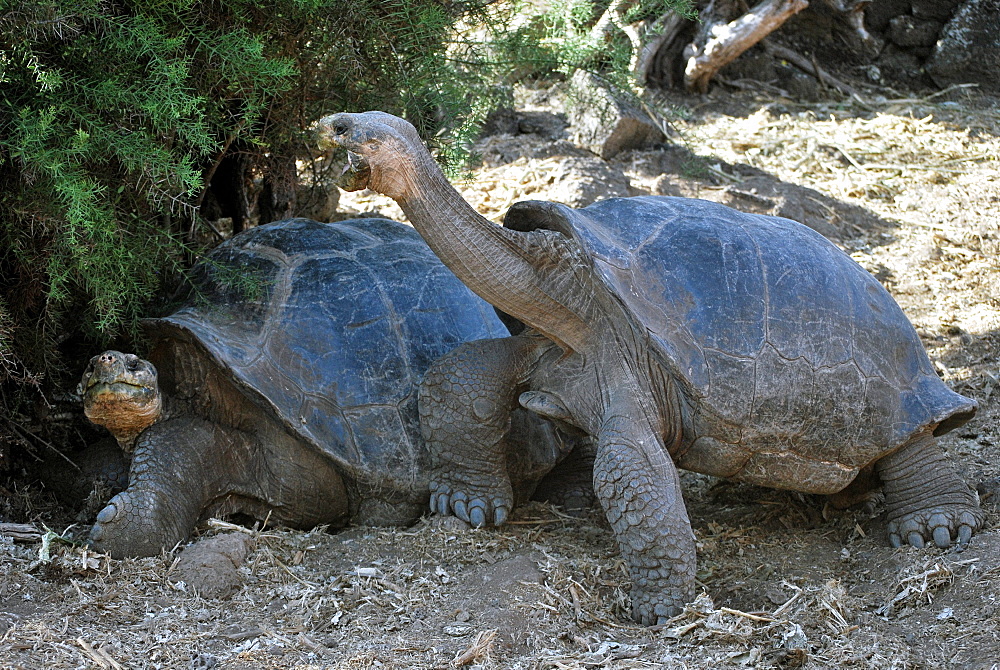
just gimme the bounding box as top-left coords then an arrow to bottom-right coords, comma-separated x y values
0,0 -> 502,395
0,0 -> 695,441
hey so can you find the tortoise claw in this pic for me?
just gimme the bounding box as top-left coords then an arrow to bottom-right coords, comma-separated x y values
494,505 -> 509,526
887,504 -> 983,551
468,505 -> 486,528
428,490 -> 446,515
427,475 -> 513,528
451,495 -> 470,523
466,498 -> 509,528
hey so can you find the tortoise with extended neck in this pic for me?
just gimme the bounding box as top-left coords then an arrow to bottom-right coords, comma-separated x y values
317,111 -> 983,625
80,217 -> 571,558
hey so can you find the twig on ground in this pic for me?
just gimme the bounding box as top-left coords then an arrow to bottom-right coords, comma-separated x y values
452,629 -> 497,666
762,40 -> 864,103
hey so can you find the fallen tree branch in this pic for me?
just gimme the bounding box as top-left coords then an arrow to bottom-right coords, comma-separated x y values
684,0 -> 809,93
761,39 -> 865,101
0,522 -> 44,542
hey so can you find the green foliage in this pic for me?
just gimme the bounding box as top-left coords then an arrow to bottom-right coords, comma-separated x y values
0,0 -> 299,391
482,0 -> 698,89
0,0 -> 517,400
0,0 -> 699,430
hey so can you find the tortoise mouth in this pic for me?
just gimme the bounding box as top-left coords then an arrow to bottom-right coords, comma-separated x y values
84,381 -> 158,406
337,150 -> 371,192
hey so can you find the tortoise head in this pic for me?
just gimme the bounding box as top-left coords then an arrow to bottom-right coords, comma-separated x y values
79,350 -> 162,452
316,111 -> 431,201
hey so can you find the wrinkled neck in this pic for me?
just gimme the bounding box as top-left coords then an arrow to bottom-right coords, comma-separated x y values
395,152 -> 589,352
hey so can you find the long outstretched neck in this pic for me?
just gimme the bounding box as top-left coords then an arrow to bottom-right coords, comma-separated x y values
395,150 -> 590,352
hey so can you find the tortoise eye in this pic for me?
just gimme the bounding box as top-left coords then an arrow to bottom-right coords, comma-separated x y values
125,357 -> 140,372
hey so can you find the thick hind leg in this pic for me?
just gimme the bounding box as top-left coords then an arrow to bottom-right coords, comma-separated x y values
420,335 -> 547,527
876,431 -> 983,548
534,436 -> 597,515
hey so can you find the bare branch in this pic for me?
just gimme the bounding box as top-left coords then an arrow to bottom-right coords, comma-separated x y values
684,0 -> 809,93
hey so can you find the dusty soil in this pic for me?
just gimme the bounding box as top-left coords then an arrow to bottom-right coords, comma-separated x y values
2,78 -> 999,669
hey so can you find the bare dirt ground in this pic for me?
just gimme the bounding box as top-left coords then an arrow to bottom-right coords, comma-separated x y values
2,79 -> 999,669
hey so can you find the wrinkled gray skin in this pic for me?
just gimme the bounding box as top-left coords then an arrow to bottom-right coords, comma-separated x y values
317,111 -> 984,625
80,217 -> 575,558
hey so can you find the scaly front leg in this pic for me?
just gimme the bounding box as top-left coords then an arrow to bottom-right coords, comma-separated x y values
89,418 -> 224,558
595,402 -> 696,624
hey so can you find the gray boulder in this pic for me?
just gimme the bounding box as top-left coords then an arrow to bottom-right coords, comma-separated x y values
566,71 -> 665,160
925,0 -> 1000,94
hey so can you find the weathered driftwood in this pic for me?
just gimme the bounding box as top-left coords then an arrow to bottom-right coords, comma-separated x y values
0,522 -> 43,542
591,0 -> 882,92
684,0 -> 809,93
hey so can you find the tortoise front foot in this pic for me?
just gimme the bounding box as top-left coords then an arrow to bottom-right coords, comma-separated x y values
631,576 -> 691,625
886,504 -> 982,549
878,433 -> 984,550
624,539 -> 697,624
89,490 -> 194,558
420,337 -> 542,528
429,475 -> 512,527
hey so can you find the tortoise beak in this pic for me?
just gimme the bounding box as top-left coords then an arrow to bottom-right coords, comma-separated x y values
339,150 -> 372,192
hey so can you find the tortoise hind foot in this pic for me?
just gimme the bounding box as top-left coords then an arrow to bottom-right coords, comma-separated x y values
429,474 -> 512,527
89,489 -> 193,558
877,432 -> 984,549
886,504 -> 981,549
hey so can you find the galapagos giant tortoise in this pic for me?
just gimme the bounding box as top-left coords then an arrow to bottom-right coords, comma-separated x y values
318,111 -> 984,625
81,217 -> 572,558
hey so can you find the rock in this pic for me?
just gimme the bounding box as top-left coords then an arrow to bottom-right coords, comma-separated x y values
864,0 -> 913,33
544,156 -> 633,207
887,15 -> 943,48
566,71 -> 665,160
877,44 -> 925,84
925,0 -> 1000,95
911,0 -> 963,21
517,111 -> 568,140
171,532 -> 253,599
479,109 -> 569,141
480,107 -> 520,136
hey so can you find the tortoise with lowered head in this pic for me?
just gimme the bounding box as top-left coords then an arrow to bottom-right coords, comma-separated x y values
318,111 -> 983,625
81,217 -> 571,558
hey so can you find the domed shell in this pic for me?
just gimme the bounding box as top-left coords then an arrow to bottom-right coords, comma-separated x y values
146,218 -> 509,488
504,197 -> 976,493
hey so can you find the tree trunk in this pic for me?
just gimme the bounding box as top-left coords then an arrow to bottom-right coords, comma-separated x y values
257,150 -> 297,226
